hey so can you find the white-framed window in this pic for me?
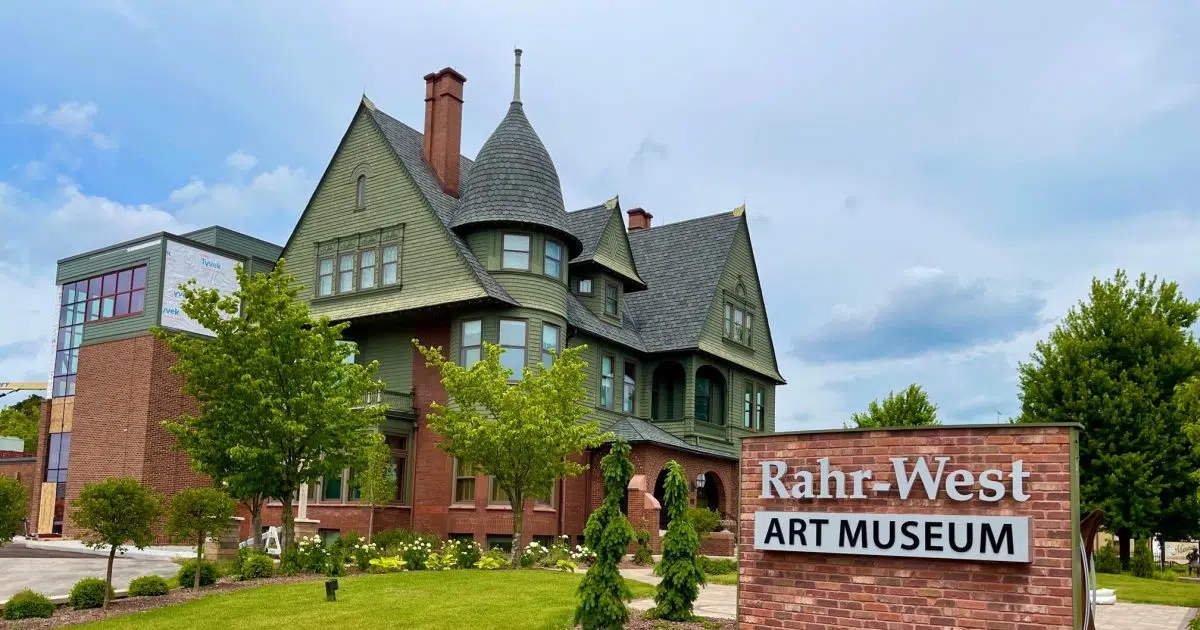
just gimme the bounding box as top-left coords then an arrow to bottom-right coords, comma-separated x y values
338,253 -> 355,293
502,234 -> 531,270
317,258 -> 334,297
452,458 -> 475,504
359,249 -> 376,290
576,278 -> 593,295
381,245 -> 399,286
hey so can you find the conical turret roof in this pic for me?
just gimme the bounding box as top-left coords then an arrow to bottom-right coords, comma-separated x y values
452,50 -> 581,254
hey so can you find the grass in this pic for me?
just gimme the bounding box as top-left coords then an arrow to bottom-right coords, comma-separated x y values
703,573 -> 737,586
82,570 -> 655,630
1097,572 -> 1200,608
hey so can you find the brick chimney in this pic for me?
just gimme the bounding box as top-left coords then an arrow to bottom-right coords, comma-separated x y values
423,67 -> 467,197
627,207 -> 653,232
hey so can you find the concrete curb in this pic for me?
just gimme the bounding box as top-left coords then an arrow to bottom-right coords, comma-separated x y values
22,540 -> 191,561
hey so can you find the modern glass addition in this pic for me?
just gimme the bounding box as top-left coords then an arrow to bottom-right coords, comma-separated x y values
461,319 -> 482,367
544,240 -> 562,279
605,283 -> 618,316
541,323 -> 560,367
499,319 -> 527,379
502,234 -> 531,270
600,356 -> 614,408
623,361 -> 636,413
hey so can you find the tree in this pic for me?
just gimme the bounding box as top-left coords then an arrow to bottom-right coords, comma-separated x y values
166,488 -> 236,588
414,340 -> 606,566
355,434 -> 396,543
848,384 -> 939,428
0,475 -> 27,546
575,439 -> 635,630
156,260 -> 384,552
1018,271 -> 1200,568
0,395 -> 42,447
652,460 -> 705,621
70,478 -> 162,609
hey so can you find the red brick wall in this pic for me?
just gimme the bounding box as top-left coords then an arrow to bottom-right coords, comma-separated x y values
0,456 -> 37,516
739,426 -> 1078,630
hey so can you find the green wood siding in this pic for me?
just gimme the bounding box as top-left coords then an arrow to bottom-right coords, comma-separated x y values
573,271 -> 622,323
697,221 -> 783,382
282,108 -> 487,321
57,238 -> 164,345
357,329 -> 413,393
212,227 -> 282,262
181,228 -> 218,246
591,209 -> 642,284
568,333 -> 640,419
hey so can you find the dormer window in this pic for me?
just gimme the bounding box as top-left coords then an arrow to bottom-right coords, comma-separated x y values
724,302 -> 753,346
575,278 -> 593,295
604,282 -> 618,316
502,234 -> 531,270
356,175 -> 367,209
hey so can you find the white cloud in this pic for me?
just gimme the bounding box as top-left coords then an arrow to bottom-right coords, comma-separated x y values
226,150 -> 258,171
23,102 -> 118,150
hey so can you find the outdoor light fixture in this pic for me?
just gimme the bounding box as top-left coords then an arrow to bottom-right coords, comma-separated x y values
695,473 -> 706,490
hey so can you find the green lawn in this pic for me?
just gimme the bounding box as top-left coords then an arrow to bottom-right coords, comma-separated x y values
83,571 -> 656,630
704,573 -> 737,586
1097,573 -> 1200,608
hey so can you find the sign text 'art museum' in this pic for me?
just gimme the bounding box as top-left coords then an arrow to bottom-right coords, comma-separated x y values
754,456 -> 1032,563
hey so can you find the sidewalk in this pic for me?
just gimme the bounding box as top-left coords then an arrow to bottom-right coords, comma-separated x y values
619,567 -> 736,620
22,537 -> 193,560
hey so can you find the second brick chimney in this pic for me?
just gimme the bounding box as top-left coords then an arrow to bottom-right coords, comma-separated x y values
423,67 -> 467,197
627,207 -> 653,232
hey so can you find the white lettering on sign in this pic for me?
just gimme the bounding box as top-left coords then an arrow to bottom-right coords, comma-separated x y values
753,511 -> 1032,563
759,457 -> 1030,502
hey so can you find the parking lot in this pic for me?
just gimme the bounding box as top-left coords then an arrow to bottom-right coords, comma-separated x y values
0,542 -> 180,601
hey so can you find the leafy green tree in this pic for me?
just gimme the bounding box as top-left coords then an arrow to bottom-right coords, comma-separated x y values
575,439 -> 635,630
652,460 -> 705,621
166,488 -> 237,588
70,478 -> 162,608
848,384 -> 939,428
414,340 -> 606,566
1019,270 -> 1200,568
0,475 -> 27,546
0,394 -> 42,447
156,260 -> 384,552
355,434 -> 397,543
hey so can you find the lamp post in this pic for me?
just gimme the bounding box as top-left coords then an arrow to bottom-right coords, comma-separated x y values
695,473 -> 706,490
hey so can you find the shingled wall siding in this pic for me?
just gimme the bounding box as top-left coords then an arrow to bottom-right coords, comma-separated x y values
739,426 -> 1078,630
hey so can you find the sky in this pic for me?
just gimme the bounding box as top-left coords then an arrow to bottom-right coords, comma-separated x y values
1,2 -> 1199,430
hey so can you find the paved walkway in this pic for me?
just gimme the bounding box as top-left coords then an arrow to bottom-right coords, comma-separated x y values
620,568 -> 1198,627
1095,602 -> 1196,630
620,567 -> 736,620
0,542 -> 180,603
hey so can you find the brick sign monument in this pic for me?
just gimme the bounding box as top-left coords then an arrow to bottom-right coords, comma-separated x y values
739,424 -> 1082,629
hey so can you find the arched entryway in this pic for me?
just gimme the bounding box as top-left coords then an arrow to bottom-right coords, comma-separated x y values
696,471 -> 724,516
651,362 -> 685,420
653,468 -> 670,530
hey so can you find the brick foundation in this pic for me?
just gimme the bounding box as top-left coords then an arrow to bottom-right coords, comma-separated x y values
738,425 -> 1079,629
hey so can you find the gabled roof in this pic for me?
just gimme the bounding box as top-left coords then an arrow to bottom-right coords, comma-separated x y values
565,204 -> 610,262
368,107 -> 517,307
607,417 -> 736,460
565,292 -> 645,352
625,212 -> 743,353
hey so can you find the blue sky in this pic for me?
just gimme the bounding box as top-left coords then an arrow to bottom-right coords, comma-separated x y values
2,1 -> 1199,430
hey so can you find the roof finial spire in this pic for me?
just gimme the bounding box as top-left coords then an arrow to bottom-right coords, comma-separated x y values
513,48 -> 523,103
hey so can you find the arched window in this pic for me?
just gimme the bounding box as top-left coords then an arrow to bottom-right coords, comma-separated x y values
695,366 -> 726,425
651,361 -> 685,421
356,174 -> 367,209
